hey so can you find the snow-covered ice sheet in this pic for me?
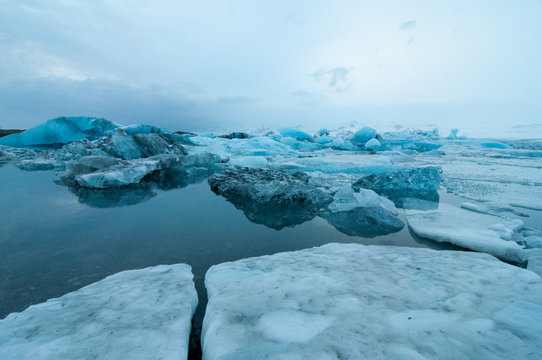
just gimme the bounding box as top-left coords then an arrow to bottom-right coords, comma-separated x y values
407,203 -> 525,263
0,264 -> 198,360
202,243 -> 542,360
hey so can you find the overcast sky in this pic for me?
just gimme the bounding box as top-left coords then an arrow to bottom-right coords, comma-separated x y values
1,0 -> 541,137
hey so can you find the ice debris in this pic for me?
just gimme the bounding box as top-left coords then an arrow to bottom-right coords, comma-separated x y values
407,204 -> 525,263
208,168 -> 332,229
0,264 -> 198,360
202,243 -> 542,360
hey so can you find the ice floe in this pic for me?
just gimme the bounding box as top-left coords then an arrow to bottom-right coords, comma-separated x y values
407,204 -> 525,263
0,264 -> 198,360
202,243 -> 542,360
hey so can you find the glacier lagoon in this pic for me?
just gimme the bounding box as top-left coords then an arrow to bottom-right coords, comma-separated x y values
1,117 -> 542,359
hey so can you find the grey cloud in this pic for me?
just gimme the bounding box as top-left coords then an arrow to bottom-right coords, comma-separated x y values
399,20 -> 417,31
310,67 -> 351,92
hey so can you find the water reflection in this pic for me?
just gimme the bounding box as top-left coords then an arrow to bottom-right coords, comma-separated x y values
59,169 -> 213,208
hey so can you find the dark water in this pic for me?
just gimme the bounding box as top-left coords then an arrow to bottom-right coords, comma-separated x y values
0,165 -> 465,356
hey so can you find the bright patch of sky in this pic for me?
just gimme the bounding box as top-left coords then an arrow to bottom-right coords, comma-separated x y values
1,0 -> 541,137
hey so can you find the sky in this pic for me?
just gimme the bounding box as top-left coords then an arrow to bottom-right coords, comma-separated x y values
1,0 -> 541,137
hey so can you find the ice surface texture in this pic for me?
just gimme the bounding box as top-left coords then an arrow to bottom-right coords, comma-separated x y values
209,168 -> 333,230
407,204 -> 525,263
203,243 -> 542,360
0,264 -> 198,360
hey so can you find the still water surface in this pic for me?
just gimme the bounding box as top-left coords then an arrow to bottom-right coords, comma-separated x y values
0,164 -> 459,343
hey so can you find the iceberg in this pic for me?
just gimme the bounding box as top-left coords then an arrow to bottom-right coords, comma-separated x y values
0,264 -> 198,360
352,166 -> 442,207
350,126 -> 376,145
208,168 -> 332,229
98,131 -> 187,160
57,152 -> 222,190
202,243 -> 542,360
322,186 -> 404,237
407,204 -> 525,263
0,117 -> 119,147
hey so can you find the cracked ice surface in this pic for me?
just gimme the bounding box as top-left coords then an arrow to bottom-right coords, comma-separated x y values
202,243 -> 542,360
0,264 -> 198,360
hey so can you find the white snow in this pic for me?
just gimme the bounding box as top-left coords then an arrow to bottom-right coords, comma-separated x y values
407,204 -> 525,263
0,264 -> 198,360
202,243 -> 542,360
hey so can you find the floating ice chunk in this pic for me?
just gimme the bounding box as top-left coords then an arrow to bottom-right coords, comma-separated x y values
277,128 -> 313,141
352,166 -> 442,207
0,264 -> 198,360
202,243 -> 542,360
98,131 -> 187,160
76,160 -> 159,188
58,152 -> 221,190
364,138 -> 382,151
0,117 -> 119,147
407,204 -> 525,263
324,186 -> 404,237
328,186 -> 396,213
279,137 -> 321,151
208,168 -> 332,229
314,135 -> 333,144
330,137 -> 356,150
350,126 -> 376,145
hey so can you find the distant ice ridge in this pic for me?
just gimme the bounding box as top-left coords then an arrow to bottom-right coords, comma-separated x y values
407,203 -> 525,263
202,243 -> 542,360
0,264 -> 198,360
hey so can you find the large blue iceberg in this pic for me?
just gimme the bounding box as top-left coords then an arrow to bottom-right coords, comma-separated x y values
0,117 -> 120,147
